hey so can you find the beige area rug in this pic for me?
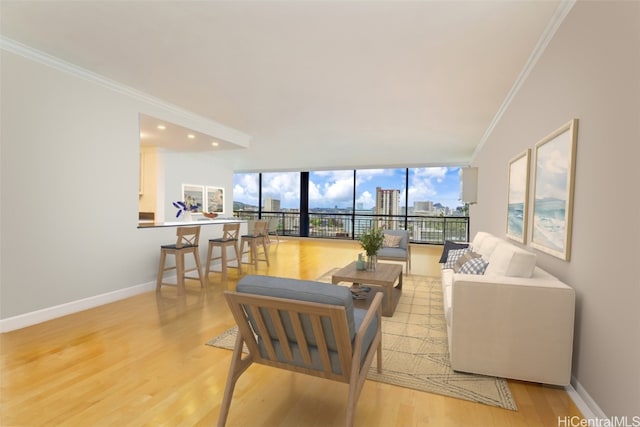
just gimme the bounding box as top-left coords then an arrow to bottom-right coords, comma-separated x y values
207,270 -> 517,411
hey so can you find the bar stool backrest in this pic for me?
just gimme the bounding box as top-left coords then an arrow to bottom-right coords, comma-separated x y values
176,226 -> 201,248
222,223 -> 240,241
253,220 -> 268,237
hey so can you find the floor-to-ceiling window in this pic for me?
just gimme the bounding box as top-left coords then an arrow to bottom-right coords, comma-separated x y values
308,170 -> 354,237
233,167 -> 469,243
354,168 -> 407,235
232,172 -> 260,213
261,172 -> 300,235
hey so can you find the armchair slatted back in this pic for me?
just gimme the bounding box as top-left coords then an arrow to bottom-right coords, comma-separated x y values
226,292 -> 354,380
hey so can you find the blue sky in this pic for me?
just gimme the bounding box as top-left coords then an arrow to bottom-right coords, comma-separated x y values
234,167 -> 463,210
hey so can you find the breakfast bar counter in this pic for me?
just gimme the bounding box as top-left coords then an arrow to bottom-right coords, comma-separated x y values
137,218 -> 245,228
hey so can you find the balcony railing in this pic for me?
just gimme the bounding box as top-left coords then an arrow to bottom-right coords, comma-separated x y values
233,211 -> 469,244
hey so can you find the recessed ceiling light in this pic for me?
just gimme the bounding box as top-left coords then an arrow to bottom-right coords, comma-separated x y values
211,141 -> 219,147
187,134 -> 195,139
157,124 -> 166,130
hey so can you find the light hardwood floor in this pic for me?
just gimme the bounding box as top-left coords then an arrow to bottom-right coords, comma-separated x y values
0,238 -> 582,426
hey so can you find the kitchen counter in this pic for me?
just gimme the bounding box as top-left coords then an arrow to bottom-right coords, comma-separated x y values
137,218 -> 245,228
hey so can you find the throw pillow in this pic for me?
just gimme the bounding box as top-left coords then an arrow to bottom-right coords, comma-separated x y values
439,240 -> 470,263
459,257 -> 489,275
383,233 -> 402,248
442,248 -> 471,270
453,251 -> 482,273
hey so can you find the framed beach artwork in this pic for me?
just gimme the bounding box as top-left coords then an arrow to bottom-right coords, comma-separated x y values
530,119 -> 578,261
206,186 -> 225,214
506,149 -> 530,243
182,184 -> 204,213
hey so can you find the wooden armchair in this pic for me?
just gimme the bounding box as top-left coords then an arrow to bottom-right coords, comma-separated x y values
218,275 -> 383,427
377,229 -> 412,273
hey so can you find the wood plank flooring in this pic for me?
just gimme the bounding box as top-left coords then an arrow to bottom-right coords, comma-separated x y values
0,238 -> 583,426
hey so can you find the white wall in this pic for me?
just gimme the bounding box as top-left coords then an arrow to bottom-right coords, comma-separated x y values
0,49 -> 237,322
472,1 -> 639,418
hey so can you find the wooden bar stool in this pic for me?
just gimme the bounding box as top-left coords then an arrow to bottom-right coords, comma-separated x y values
239,220 -> 270,268
156,226 -> 205,295
205,222 -> 242,280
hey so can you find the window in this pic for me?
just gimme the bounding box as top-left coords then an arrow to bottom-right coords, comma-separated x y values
232,166 -> 468,242
309,170 -> 354,212
232,172 -> 259,214
261,172 -> 300,212
408,167 -> 465,216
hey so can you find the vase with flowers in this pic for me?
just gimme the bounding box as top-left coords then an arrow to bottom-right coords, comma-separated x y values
172,200 -> 199,222
359,227 -> 384,271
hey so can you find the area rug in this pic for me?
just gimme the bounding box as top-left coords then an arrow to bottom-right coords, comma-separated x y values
207,270 -> 517,411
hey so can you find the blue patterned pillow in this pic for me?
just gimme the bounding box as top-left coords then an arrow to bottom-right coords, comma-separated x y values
459,257 -> 489,275
442,248 -> 471,269
438,240 -> 469,263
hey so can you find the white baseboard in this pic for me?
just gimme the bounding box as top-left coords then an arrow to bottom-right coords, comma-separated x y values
0,280 -> 157,332
566,376 -> 607,420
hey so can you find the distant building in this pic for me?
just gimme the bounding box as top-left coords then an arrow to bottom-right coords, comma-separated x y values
376,187 -> 400,229
414,201 -> 433,213
264,197 -> 281,211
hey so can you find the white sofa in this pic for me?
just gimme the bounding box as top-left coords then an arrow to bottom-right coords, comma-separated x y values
441,231 -> 575,386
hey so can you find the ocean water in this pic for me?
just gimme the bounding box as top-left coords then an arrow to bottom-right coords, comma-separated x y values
507,203 -> 524,238
532,198 -> 566,252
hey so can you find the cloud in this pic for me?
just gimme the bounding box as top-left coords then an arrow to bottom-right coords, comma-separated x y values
408,167 -> 448,202
233,173 -> 260,205
357,191 -> 374,207
536,145 -> 569,200
262,172 -> 300,203
310,170 -> 354,206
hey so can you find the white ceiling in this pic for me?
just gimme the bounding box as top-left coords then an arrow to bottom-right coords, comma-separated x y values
0,0 -> 562,164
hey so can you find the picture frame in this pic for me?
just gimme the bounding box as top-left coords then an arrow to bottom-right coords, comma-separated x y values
182,184 -> 204,213
530,119 -> 578,261
506,149 -> 530,243
205,186 -> 225,214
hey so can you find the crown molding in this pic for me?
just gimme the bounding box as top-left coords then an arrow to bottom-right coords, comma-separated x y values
471,0 -> 576,162
0,36 -> 251,147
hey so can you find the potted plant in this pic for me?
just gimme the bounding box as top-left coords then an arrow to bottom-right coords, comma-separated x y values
359,227 -> 384,271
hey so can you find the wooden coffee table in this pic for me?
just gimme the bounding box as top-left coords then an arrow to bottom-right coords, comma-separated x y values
331,262 -> 403,317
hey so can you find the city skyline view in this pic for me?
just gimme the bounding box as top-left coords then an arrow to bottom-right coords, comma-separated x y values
233,167 -> 465,212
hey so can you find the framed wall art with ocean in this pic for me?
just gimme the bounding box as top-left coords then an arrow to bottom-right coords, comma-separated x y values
530,119 -> 578,261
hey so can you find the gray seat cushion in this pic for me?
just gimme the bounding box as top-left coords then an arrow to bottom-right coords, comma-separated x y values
377,247 -> 407,259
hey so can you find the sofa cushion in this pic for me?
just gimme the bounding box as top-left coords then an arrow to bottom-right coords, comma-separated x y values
439,240 -> 470,263
453,251 -> 481,272
442,248 -> 471,269
237,275 -> 355,351
484,242 -> 537,278
475,235 -> 502,259
471,231 -> 491,249
458,257 -> 489,275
